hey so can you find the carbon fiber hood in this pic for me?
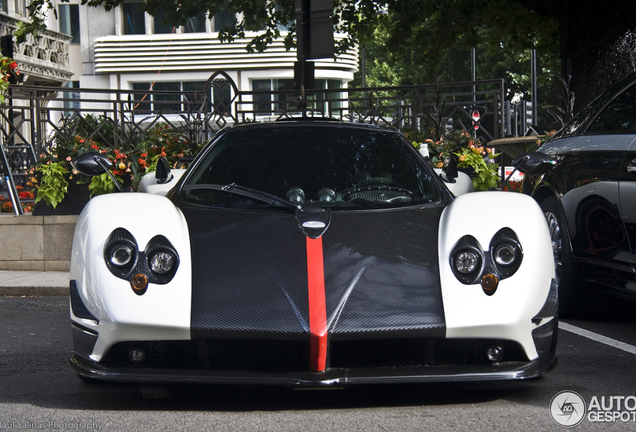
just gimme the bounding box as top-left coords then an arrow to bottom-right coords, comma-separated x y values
181,205 -> 446,340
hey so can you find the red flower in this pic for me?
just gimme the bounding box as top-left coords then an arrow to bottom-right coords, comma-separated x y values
8,62 -> 17,70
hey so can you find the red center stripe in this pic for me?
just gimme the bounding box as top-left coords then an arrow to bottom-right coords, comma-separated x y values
306,237 -> 328,372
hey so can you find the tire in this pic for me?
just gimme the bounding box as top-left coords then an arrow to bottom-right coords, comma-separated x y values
540,195 -> 589,317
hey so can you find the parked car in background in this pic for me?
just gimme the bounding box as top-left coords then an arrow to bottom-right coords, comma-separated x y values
68,120 -> 557,386
524,71 -> 636,316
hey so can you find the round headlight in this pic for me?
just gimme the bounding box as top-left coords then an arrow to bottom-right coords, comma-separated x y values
494,243 -> 518,266
109,244 -> 133,267
454,250 -> 481,274
317,188 -> 336,202
286,187 -> 305,204
149,251 -> 176,275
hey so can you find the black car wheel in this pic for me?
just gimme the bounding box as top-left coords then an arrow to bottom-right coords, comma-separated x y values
540,195 -> 586,317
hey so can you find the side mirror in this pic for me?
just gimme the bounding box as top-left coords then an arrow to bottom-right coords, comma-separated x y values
440,156 -> 458,183
155,157 -> 172,184
71,151 -> 113,176
71,151 -> 124,192
512,152 -> 557,176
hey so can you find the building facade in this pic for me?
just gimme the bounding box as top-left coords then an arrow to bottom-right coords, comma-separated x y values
0,0 -> 72,85
40,1 -> 358,116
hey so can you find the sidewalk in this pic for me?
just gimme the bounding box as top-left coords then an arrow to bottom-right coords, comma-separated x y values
0,270 -> 69,296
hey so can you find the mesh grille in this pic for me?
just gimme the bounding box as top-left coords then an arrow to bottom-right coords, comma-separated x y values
102,338 -> 529,372
330,338 -> 528,369
104,339 -> 307,372
330,338 -> 428,368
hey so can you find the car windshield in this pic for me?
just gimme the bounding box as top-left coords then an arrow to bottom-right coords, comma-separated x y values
181,124 -> 441,210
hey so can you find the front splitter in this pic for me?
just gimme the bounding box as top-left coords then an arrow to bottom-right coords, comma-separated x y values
69,353 -> 557,387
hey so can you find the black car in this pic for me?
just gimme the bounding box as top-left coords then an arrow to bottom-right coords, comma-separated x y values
68,120 -> 557,385
526,71 -> 636,315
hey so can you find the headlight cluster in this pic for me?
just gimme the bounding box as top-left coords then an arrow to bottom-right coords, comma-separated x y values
104,228 -> 180,295
450,228 -> 523,295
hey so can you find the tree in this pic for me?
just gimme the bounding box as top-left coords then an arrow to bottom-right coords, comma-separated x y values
516,0 -> 636,110
16,1 -> 555,57
354,1 -> 562,128
21,0 -> 635,111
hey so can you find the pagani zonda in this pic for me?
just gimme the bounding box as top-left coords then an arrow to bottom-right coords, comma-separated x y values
69,121 -> 557,386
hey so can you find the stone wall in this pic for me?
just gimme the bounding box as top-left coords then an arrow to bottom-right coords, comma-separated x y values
0,215 -> 77,271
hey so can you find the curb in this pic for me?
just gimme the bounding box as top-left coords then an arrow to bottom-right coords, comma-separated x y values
0,271 -> 70,297
0,286 -> 68,297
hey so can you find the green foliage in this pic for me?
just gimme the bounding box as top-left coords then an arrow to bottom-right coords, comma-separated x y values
351,1 -> 562,128
413,129 -> 500,190
33,118 -> 205,208
88,172 -> 122,197
34,162 -> 69,208
456,148 -> 500,191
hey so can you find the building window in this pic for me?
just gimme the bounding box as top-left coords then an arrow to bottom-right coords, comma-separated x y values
131,81 -> 233,114
123,2 -> 146,35
132,82 -> 182,113
63,81 -> 81,117
59,4 -> 80,44
0,0 -> 7,12
153,10 -> 175,34
252,79 -> 295,113
251,79 -> 342,115
213,8 -> 235,32
185,13 -> 207,33
14,0 -> 27,16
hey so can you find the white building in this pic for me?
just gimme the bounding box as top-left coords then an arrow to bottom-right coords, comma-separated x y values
0,0 -> 72,85
33,1 -> 358,116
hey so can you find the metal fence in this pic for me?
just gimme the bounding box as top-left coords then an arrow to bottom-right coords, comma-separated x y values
0,76 -> 505,214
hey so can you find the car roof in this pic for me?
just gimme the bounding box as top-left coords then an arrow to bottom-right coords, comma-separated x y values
551,71 -> 636,139
222,119 -> 399,133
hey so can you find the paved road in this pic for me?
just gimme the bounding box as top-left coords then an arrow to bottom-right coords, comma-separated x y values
0,293 -> 635,431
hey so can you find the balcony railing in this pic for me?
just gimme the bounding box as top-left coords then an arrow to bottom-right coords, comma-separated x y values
0,15 -> 73,84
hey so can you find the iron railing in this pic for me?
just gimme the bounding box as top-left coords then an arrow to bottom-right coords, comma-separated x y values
0,77 -> 505,214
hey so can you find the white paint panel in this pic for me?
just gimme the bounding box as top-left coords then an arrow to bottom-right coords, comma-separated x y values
438,192 -> 556,360
70,193 -> 193,360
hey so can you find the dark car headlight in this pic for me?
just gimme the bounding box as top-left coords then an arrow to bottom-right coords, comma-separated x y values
450,235 -> 484,284
110,244 -> 134,267
144,235 -> 180,282
493,243 -> 519,266
104,229 -> 180,293
104,228 -> 138,278
149,250 -> 177,274
490,228 -> 523,278
454,250 -> 481,274
450,229 -> 523,292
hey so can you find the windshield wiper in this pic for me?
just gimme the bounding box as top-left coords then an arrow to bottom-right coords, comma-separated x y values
182,183 -> 301,210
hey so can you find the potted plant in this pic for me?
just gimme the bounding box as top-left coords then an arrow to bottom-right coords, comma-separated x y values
415,130 -> 500,190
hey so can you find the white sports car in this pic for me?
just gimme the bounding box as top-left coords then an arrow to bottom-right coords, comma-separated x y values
68,120 -> 557,386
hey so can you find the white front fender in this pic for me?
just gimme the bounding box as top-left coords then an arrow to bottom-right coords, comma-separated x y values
438,191 -> 556,359
70,192 -> 192,360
